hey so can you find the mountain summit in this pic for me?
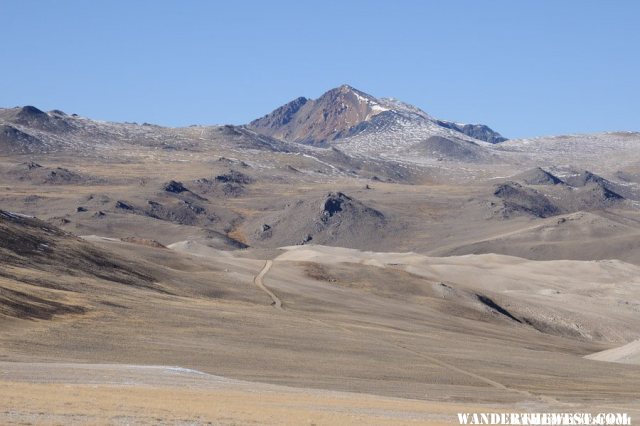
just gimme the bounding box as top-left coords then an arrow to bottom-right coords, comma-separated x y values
248,85 -> 392,145
248,85 -> 506,147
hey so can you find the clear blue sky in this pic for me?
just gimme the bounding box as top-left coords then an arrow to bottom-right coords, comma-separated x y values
1,0 -> 638,139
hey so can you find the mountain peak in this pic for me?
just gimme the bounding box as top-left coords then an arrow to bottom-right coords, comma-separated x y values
249,86 -> 390,145
335,84 -> 361,93
0,105 -> 73,133
19,105 -> 46,117
325,84 -> 378,103
248,86 -> 507,147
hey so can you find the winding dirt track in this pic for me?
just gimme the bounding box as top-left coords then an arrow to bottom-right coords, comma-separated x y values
258,256 -> 564,406
253,260 -> 283,310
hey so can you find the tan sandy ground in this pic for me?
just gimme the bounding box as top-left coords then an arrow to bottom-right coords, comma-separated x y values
0,363 -> 506,425
1,240 -> 639,423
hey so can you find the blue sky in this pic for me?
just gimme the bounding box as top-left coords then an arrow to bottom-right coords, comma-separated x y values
1,0 -> 638,138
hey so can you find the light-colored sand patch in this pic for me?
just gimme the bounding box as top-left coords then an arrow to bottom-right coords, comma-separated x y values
585,339 -> 640,364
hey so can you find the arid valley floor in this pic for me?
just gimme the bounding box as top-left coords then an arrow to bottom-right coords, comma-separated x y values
1,87 -> 640,424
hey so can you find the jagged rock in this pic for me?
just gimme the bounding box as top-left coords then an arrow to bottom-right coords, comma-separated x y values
163,180 -> 188,194
214,171 -> 254,185
115,201 -> 134,210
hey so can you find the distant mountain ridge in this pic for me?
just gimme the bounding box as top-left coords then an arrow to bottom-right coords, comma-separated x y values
248,84 -> 507,146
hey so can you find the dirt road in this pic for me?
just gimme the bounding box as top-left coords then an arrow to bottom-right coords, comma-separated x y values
254,260 -> 283,310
